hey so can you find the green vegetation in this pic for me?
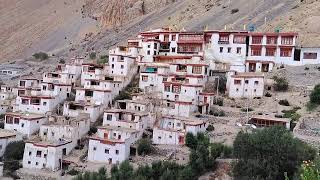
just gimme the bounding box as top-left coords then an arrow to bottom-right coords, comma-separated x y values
209,108 -> 225,117
279,99 -> 290,106
213,97 -> 223,106
265,92 -> 272,97
300,157 -> 320,180
73,167 -> 107,180
113,75 -> 141,102
89,52 -> 97,60
88,126 -> 97,136
137,138 -> 153,155
206,125 -> 215,132
32,52 -> 49,61
98,55 -> 109,64
273,76 -> 289,91
241,107 -> 254,112
3,141 -> 25,176
309,84 -> 320,104
282,106 -> 301,122
232,126 -> 316,180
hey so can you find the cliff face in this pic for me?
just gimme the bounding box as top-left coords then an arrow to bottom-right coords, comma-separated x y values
84,0 -> 176,27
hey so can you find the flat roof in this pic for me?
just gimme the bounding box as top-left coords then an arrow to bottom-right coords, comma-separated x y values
26,137 -> 72,147
104,108 -> 149,116
232,72 -> 264,78
251,115 -> 290,123
5,112 -> 45,120
0,129 -> 18,139
98,126 -> 139,133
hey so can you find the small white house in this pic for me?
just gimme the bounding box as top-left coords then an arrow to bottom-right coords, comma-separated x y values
227,72 -> 265,98
88,126 -> 141,164
0,129 -> 22,157
63,101 -> 103,122
152,116 -> 208,145
4,112 -> 47,138
300,47 -> 320,65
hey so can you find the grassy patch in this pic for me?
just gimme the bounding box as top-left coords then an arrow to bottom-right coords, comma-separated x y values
306,102 -> 318,111
282,106 -> 301,122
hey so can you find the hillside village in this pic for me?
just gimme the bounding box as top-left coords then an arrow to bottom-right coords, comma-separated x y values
0,27 -> 320,179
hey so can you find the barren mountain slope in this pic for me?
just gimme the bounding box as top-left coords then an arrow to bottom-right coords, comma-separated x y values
0,0 -> 319,61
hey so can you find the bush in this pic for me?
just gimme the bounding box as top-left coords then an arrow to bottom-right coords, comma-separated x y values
310,84 -> 320,105
282,107 -> 301,122
265,92 -> 272,97
206,125 -> 215,132
305,67 -> 310,70
32,52 -> 49,61
89,52 -> 96,60
67,169 -> 80,176
137,138 -> 153,155
241,107 -> 253,112
59,59 -> 66,64
233,126 -> 316,180
213,98 -> 223,106
306,102 -> 318,111
279,99 -> 290,106
88,126 -> 97,136
73,167 -> 107,180
273,76 -> 289,91
3,141 -> 25,173
231,8 -> 239,14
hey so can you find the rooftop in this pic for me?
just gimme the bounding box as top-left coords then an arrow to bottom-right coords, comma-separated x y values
0,129 -> 18,139
5,112 -> 45,120
43,114 -> 89,126
98,125 -> 139,133
105,108 -> 149,116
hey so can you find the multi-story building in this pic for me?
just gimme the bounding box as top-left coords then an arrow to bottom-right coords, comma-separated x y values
4,112 -> 47,137
22,114 -> 90,171
152,115 -> 208,145
246,32 -> 298,71
227,72 -> 265,98
87,108 -> 151,164
0,85 -> 15,114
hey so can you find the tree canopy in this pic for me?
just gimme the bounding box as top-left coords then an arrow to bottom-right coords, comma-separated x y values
233,126 -> 316,180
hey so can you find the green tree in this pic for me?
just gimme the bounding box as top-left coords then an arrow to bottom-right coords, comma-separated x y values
185,133 -> 197,149
118,160 -> 134,180
310,84 -> 320,104
233,126 -> 316,180
32,52 -> 49,60
89,52 -> 97,60
137,138 -> 153,155
273,76 -> 289,91
300,157 -> 320,180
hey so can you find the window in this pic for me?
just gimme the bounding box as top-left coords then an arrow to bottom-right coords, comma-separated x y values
266,48 -> 276,56
267,36 -> 277,44
36,151 -> 42,157
120,56 -> 124,60
234,80 -> 241,84
28,161 -> 31,164
219,47 -> 223,53
171,35 -> 176,41
303,52 -> 318,59
21,99 -> 29,105
158,136 -> 161,139
21,123 -> 24,127
43,102 -> 47,106
20,81 -> 26,87
107,114 -> 112,121
14,118 -> 19,124
252,36 -> 262,44
115,150 -> 119,155
5,116 -> 13,124
233,36 -> 246,44
105,149 -> 109,154
219,35 -> 229,43
254,89 -> 257,92
141,75 -> 148,82
93,147 -> 97,151
148,45 -> 151,48
236,88 -> 239,92
121,65 -> 124,69
281,36 -> 293,45
111,64 -> 114,69
280,48 -> 292,57
245,80 -> 249,84
169,135 -> 172,138
147,50 -> 150,55
85,91 -> 93,97
164,85 -> 170,92
177,123 -> 181,127
36,162 -> 38,165
192,66 -> 202,74
254,81 -> 259,85
171,47 -> 176,52
29,151 -> 32,156
236,47 -> 241,54
172,85 -> 181,93
227,47 -> 231,53
154,43 -> 158,49
251,48 -> 262,56
44,154 -> 47,158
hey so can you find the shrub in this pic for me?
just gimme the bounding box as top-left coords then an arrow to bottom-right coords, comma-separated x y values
88,126 -> 97,136
273,76 -> 289,91
306,102 -> 318,111
98,55 -> 109,64
67,169 -> 80,176
241,107 -> 253,112
265,92 -> 272,97
59,59 -> 66,64
3,141 -> 25,173
213,98 -> 223,106
32,52 -> 49,60
279,99 -> 290,106
231,8 -> 239,14
233,126 -> 316,180
305,67 -> 310,70
137,138 -> 153,155
310,84 -> 320,105
89,52 -> 96,59
206,125 -> 215,132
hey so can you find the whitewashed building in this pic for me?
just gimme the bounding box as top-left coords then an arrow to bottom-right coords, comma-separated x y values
227,72 -> 265,98
22,114 -> 90,171
152,115 -> 208,145
299,47 -> 320,65
63,101 -> 103,122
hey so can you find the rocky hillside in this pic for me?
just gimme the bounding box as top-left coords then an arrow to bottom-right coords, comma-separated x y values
0,0 -> 319,61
